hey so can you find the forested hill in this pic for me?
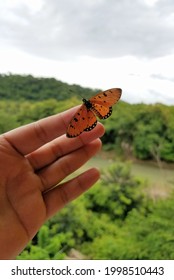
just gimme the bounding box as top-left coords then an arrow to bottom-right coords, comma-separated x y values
0,74 -> 98,101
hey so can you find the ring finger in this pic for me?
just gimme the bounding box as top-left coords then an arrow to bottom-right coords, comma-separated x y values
37,139 -> 102,192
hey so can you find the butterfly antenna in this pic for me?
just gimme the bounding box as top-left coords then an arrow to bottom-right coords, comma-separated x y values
69,89 -> 74,94
79,93 -> 84,99
68,88 -> 86,102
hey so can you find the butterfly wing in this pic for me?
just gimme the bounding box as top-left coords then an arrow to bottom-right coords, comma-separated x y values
66,105 -> 97,138
84,109 -> 97,131
91,103 -> 112,119
89,88 -> 122,107
90,88 -> 122,119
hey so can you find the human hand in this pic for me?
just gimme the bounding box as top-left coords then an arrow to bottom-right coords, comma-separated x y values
0,106 -> 104,259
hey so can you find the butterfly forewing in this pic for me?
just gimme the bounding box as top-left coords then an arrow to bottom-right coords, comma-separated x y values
66,105 -> 97,137
66,105 -> 88,137
89,88 -> 122,107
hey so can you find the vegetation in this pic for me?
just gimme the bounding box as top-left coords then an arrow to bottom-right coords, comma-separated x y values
0,73 -> 97,101
17,163 -> 174,260
1,73 -> 174,259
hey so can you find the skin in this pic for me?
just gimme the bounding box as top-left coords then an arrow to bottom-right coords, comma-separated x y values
0,106 -> 105,259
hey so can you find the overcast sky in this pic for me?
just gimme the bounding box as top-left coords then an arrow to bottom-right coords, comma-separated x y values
1,0 -> 174,104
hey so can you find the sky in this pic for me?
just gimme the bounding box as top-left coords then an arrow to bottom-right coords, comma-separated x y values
1,0 -> 174,104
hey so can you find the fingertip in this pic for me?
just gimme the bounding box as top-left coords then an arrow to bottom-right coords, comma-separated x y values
80,167 -> 101,190
89,167 -> 101,181
97,122 -> 105,137
78,122 -> 105,143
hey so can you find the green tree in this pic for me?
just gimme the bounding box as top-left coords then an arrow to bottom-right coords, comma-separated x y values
85,162 -> 145,220
133,106 -> 167,160
84,195 -> 174,260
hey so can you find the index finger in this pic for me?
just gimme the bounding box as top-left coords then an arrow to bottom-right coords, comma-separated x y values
3,106 -> 80,155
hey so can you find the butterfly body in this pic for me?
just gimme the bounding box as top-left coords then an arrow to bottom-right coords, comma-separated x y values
82,98 -> 93,109
66,88 -> 122,138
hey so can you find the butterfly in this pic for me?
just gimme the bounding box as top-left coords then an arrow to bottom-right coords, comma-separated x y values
66,88 -> 122,138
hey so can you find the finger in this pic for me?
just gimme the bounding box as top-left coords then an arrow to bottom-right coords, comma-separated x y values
3,106 -> 80,155
44,167 -> 100,219
38,138 -> 102,192
27,122 -> 104,170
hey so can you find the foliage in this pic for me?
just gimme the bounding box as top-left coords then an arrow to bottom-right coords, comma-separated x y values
103,102 -> 174,162
16,158 -> 174,260
17,225 -> 74,260
84,197 -> 174,259
85,162 -> 145,220
0,73 -> 97,101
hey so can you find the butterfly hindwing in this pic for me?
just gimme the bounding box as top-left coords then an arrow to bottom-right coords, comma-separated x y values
91,103 -> 112,119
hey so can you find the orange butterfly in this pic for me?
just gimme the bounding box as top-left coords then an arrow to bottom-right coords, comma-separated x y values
66,88 -> 122,138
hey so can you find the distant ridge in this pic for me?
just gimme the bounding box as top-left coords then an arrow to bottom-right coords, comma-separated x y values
0,73 -> 99,101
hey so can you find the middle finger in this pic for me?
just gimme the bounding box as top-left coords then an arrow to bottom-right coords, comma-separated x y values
26,123 -> 104,170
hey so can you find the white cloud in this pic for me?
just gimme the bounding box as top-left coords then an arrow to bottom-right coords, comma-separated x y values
143,0 -> 159,7
1,0 -> 43,13
0,0 -> 174,104
1,0 -> 174,59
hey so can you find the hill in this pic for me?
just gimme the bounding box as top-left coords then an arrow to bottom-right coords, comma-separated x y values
0,73 -> 98,101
